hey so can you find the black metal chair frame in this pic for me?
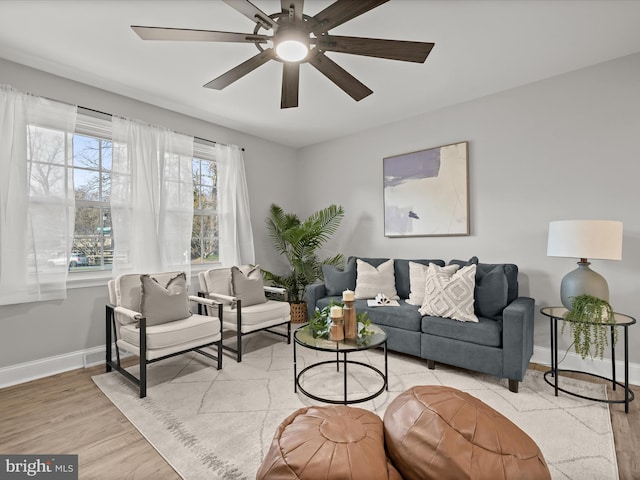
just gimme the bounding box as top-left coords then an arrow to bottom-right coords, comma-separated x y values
198,292 -> 290,363
105,301 -> 223,398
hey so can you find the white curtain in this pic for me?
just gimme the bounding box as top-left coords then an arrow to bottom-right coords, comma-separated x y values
111,117 -> 194,277
0,85 -> 77,305
216,144 -> 255,266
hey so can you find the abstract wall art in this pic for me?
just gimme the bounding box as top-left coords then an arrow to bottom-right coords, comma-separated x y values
383,141 -> 469,237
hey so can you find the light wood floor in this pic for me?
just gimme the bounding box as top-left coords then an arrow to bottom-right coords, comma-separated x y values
0,362 -> 637,479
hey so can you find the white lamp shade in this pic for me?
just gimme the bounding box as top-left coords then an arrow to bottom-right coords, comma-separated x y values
547,220 -> 623,260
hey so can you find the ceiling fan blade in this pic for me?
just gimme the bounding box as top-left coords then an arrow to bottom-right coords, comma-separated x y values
315,35 -> 434,63
204,48 -> 276,90
311,0 -> 388,35
281,0 -> 304,21
281,62 -> 300,109
309,52 -> 373,101
131,26 -> 268,43
223,0 -> 277,31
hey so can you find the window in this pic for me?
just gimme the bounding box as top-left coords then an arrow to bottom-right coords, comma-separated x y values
192,142 -> 219,265
67,112 -> 220,274
70,114 -> 113,272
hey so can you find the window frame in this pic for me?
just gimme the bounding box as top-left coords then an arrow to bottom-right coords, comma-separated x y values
66,111 -> 221,289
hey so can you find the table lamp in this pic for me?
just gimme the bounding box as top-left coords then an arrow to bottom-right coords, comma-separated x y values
547,220 -> 623,309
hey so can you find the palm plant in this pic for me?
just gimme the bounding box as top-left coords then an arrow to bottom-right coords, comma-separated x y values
262,203 -> 345,303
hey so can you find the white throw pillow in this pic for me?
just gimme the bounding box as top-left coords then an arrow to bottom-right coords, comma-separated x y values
419,263 -> 478,322
407,262 -> 460,305
355,259 -> 399,300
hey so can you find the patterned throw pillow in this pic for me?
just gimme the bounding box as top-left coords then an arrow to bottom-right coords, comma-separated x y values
230,265 -> 267,307
407,262 -> 459,305
419,264 -> 478,322
355,258 -> 399,300
140,272 -> 191,326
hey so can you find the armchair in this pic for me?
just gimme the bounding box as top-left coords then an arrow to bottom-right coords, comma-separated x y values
106,271 -> 222,398
198,265 -> 291,362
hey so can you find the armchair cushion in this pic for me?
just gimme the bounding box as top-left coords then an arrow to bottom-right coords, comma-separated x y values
140,272 -> 191,326
119,313 -> 221,351
231,265 -> 267,307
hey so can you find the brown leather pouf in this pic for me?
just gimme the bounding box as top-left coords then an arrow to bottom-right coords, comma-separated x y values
383,386 -> 551,480
257,405 -> 402,480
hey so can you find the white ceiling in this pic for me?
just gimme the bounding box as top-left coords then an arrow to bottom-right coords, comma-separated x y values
1,0 -> 640,149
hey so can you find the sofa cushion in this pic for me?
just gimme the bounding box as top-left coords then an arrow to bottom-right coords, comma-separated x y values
421,315 -> 503,348
322,257 -> 357,296
231,265 -> 267,307
407,262 -> 455,306
355,258 -> 399,300
317,297 -> 422,332
450,258 -> 517,320
395,258 -> 445,300
140,272 -> 191,326
419,264 -> 478,322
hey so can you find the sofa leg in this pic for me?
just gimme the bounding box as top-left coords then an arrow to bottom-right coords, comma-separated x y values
508,379 -> 519,393
427,359 -> 435,370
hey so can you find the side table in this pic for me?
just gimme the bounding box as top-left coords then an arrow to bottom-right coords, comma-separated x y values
540,306 -> 635,413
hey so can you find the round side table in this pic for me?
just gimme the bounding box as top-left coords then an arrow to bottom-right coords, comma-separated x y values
540,306 -> 635,413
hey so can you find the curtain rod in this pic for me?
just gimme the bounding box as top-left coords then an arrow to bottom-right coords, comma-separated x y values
77,105 -> 245,151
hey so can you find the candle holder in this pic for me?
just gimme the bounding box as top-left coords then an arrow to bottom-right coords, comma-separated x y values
343,299 -> 357,339
329,314 -> 344,342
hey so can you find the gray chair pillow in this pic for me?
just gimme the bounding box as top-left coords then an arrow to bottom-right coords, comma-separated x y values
231,265 -> 267,307
322,257 -> 356,296
140,272 -> 191,326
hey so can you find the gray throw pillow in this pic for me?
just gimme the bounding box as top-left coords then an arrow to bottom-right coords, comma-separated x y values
475,265 -> 509,320
449,257 -> 509,319
140,272 -> 191,326
231,265 -> 267,307
322,257 -> 356,296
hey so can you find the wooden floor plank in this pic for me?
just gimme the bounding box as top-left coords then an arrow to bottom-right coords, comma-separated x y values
0,363 -> 637,479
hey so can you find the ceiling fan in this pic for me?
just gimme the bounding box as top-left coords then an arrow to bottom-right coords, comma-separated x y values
131,0 -> 434,109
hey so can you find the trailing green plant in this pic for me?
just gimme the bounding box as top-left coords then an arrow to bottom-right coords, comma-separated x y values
562,294 -> 617,360
261,203 -> 345,303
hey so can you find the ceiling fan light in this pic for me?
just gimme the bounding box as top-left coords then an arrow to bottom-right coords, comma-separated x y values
274,26 -> 309,62
276,39 -> 309,62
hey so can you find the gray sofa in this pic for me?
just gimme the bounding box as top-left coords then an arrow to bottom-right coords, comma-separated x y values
306,256 -> 534,393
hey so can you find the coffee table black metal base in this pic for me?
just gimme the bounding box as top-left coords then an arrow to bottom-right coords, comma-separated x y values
293,323 -> 388,405
295,352 -> 388,405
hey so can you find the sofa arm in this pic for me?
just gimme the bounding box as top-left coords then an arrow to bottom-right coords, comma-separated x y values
501,297 -> 535,381
305,283 -> 327,319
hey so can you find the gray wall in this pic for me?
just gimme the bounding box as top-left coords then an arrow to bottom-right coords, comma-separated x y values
2,53 -> 639,375
296,53 -> 640,364
0,58 -> 297,368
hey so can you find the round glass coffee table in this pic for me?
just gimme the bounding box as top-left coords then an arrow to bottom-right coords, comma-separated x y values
293,323 -> 388,405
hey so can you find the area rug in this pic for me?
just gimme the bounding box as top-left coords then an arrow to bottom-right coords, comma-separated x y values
93,331 -> 618,480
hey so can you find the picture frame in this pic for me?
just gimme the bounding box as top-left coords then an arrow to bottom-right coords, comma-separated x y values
383,141 -> 469,237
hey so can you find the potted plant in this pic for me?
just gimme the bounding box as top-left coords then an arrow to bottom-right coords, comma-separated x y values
261,203 -> 345,322
563,294 -> 618,359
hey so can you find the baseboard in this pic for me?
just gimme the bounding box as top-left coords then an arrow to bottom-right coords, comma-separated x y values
0,344 -> 130,389
531,345 -> 640,387
2,343 -> 638,390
